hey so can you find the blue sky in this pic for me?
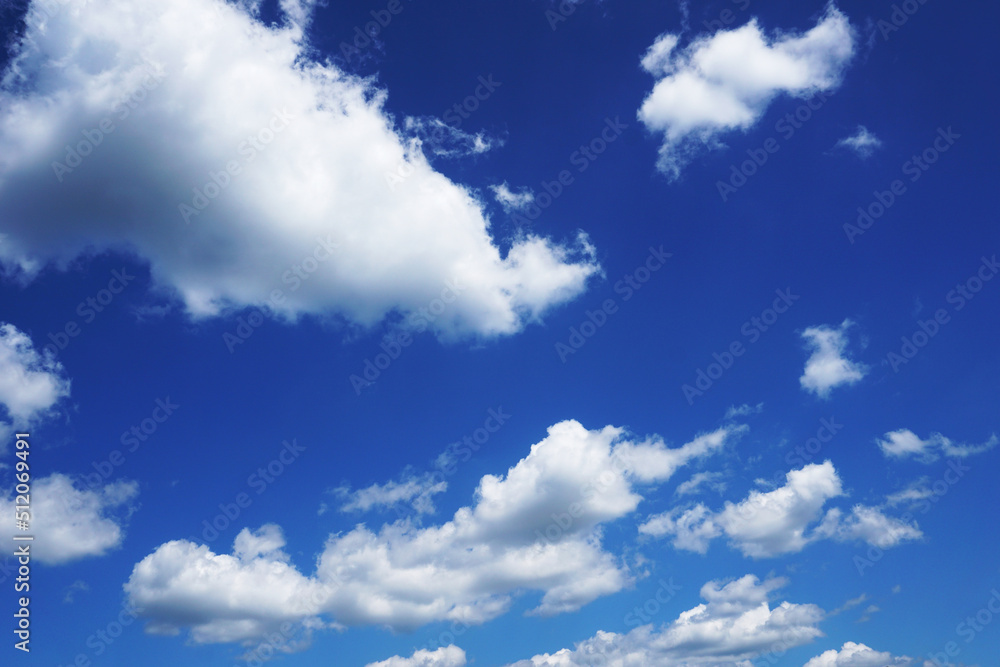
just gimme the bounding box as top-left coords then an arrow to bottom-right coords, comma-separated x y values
0,0 -> 998,665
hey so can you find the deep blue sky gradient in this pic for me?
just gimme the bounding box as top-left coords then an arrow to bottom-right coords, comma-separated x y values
1,0 -> 999,665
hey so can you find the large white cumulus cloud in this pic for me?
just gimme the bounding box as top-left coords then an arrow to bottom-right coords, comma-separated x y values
0,0 -> 599,339
124,420 -> 745,643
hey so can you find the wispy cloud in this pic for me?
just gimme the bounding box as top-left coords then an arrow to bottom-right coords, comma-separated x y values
836,125 -> 882,158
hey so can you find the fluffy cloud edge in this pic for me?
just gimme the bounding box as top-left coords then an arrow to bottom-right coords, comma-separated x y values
800,319 -> 868,398
641,461 -> 922,558
123,420 -> 745,642
0,0 -> 600,342
0,473 -> 138,565
638,5 -> 855,178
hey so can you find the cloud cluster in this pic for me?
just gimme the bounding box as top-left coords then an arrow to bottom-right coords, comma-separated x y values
803,641 -> 919,666
641,462 -> 921,558
799,320 -> 868,397
0,0 -> 599,340
638,5 -> 855,178
124,420 -> 744,643
0,323 -> 71,446
366,646 -> 467,667
0,474 -> 138,565
877,429 -> 997,463
503,575 -> 824,666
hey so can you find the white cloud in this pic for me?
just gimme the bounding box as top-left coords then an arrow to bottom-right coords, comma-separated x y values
0,0 -> 599,340
814,505 -> 923,550
0,474 -> 138,565
489,182 -> 535,213
884,479 -> 934,507
877,429 -> 997,463
724,402 -> 763,419
799,320 -> 868,398
0,323 -> 71,443
125,420 -> 745,642
504,574 -> 825,666
675,471 -> 727,497
366,646 -> 466,667
715,461 -> 843,557
857,603 -> 880,623
640,502 -> 720,553
402,116 -> 499,159
642,461 -> 921,558
124,525 -> 326,643
336,473 -> 447,516
836,125 -> 882,158
638,5 -> 855,178
829,593 -> 867,616
804,641 -> 918,666
63,579 -> 90,603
